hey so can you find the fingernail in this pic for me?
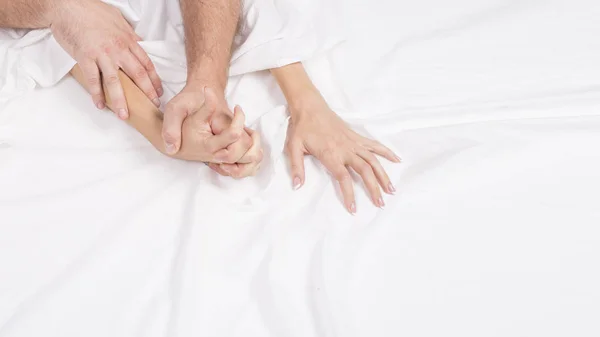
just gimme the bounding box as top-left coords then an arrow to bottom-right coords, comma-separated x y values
157,87 -> 164,97
293,177 -> 302,190
165,142 -> 176,154
394,155 -> 402,163
152,98 -> 161,107
388,183 -> 396,194
378,197 -> 385,209
96,102 -> 105,109
118,108 -> 128,119
349,202 -> 356,215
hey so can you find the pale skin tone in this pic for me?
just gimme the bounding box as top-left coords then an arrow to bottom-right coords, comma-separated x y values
70,64 -> 261,168
1,0 -> 400,213
161,0 -> 262,176
270,63 -> 400,213
0,0 -> 163,118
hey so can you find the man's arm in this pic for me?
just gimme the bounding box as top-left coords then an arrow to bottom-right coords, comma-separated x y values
0,0 -> 54,28
179,0 -> 241,92
161,0 -> 242,154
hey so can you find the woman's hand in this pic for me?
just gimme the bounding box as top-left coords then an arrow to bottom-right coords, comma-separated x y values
165,85 -> 263,178
165,86 -> 252,163
207,127 -> 263,179
286,95 -> 400,214
207,110 -> 264,179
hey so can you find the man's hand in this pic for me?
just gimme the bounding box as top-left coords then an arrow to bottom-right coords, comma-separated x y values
50,0 -> 162,118
163,86 -> 255,162
175,97 -> 249,163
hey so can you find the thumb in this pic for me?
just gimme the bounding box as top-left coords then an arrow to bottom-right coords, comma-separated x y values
288,142 -> 305,190
161,101 -> 189,155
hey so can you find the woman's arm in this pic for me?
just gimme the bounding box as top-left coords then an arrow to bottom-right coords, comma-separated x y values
70,64 -> 248,163
271,62 -> 400,213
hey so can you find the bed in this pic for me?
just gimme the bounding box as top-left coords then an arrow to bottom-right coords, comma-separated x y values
1,0 -> 600,336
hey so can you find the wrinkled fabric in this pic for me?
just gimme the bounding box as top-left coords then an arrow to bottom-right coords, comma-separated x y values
1,1 -> 600,336
0,0 -> 343,112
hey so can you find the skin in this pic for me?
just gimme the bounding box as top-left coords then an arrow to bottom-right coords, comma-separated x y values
162,0 -> 262,177
0,0 -> 163,119
271,63 -> 401,214
3,0 -> 400,211
70,64 -> 259,164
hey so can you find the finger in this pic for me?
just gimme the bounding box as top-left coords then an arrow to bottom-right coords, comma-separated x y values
365,139 -> 401,163
322,158 -> 355,214
230,105 -> 246,131
79,60 -> 104,109
286,141 -> 305,190
236,128 -> 263,164
119,51 -> 160,107
221,129 -> 263,178
206,105 -> 246,153
162,102 -> 190,155
357,148 -> 395,194
210,106 -> 247,162
349,156 -> 384,208
97,55 -> 128,120
219,163 -> 255,179
129,42 -> 163,97
208,163 -> 230,176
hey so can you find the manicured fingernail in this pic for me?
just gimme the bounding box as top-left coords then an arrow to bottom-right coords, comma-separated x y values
349,202 -> 356,215
157,87 -> 164,97
388,183 -> 396,194
118,108 -> 128,119
96,102 -> 105,109
293,177 -> 302,190
165,142 -> 176,154
152,98 -> 161,107
378,197 -> 385,209
394,155 -> 402,163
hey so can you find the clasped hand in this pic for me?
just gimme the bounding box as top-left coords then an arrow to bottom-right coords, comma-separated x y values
162,85 -> 263,179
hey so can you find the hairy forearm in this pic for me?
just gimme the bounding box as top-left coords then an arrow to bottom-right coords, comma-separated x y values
180,0 -> 240,92
0,0 -> 58,28
271,62 -> 322,117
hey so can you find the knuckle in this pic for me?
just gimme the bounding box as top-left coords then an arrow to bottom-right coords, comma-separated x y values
111,36 -> 127,50
358,162 -> 370,173
320,147 -> 335,159
104,74 -> 120,85
86,76 -> 101,87
82,48 -> 98,60
142,58 -> 155,71
133,67 -> 147,80
334,169 -> 350,182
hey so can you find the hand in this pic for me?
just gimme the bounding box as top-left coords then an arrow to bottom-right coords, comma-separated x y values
166,87 -> 250,162
50,0 -> 163,118
286,95 -> 401,214
208,126 -> 263,179
162,85 -> 254,163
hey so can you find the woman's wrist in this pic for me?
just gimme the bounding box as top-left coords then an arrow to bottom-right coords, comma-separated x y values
287,89 -> 326,119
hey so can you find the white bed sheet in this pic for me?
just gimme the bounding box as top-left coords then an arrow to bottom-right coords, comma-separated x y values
1,0 -> 600,336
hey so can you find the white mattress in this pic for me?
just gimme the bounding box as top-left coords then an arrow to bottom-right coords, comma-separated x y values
1,0 -> 600,336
